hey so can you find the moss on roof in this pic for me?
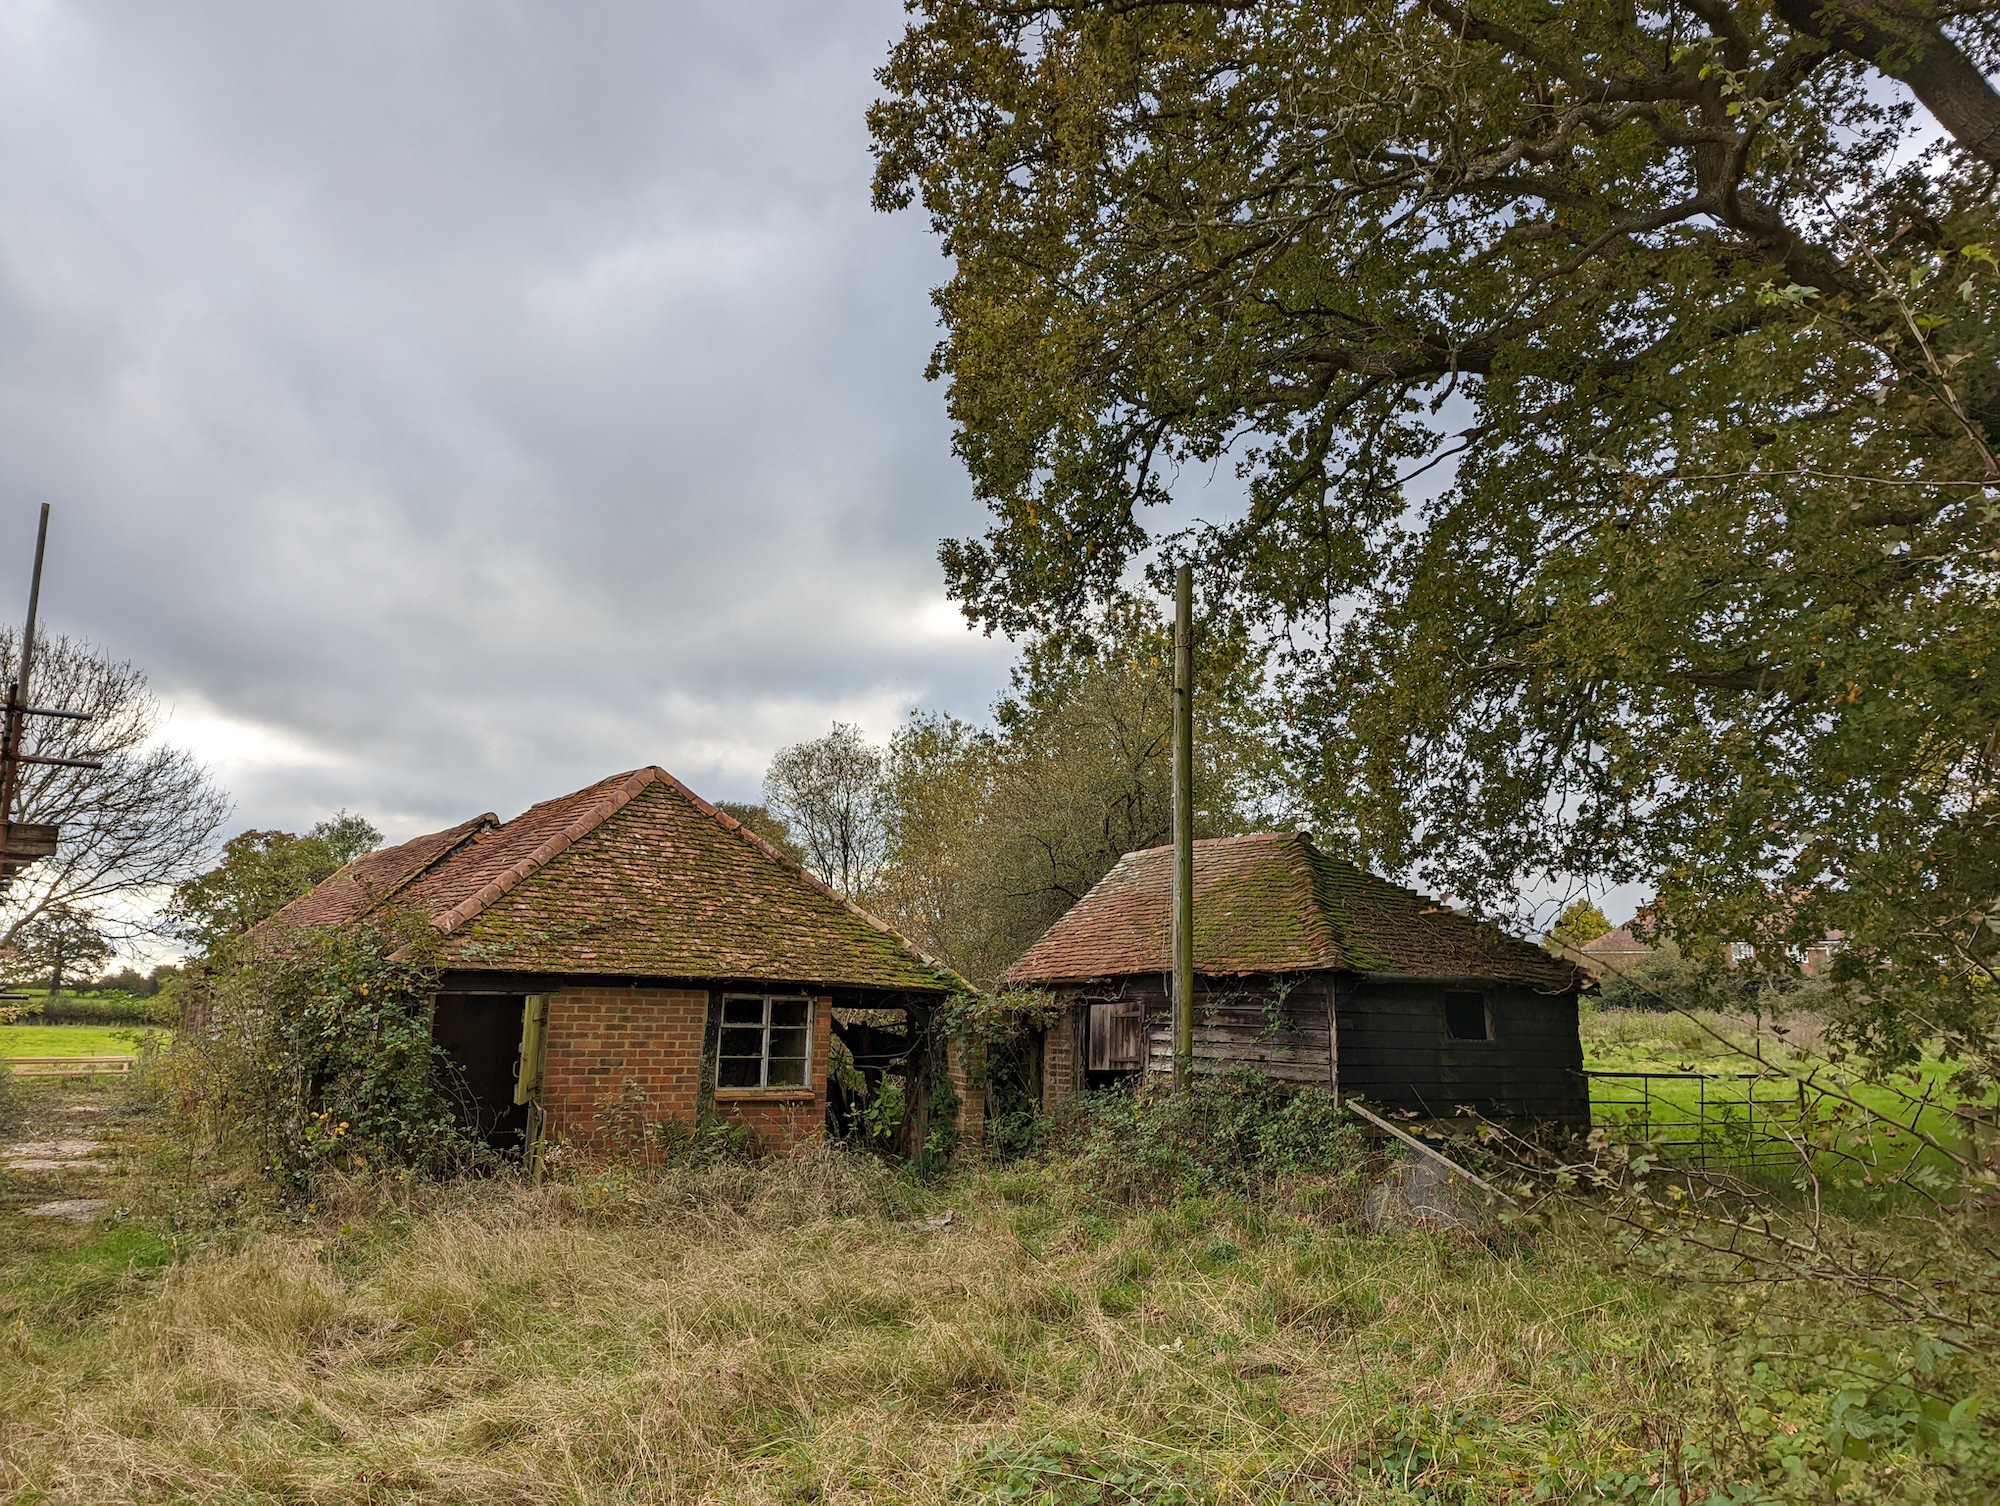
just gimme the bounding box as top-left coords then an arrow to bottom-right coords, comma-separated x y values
1004,832 -> 1578,992
271,767 -> 956,994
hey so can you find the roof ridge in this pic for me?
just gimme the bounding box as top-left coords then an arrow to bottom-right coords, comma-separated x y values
662,771 -> 971,992
1300,842 -> 1397,972
1131,831 -> 1296,858
256,813 -> 499,937
358,814 -> 496,911
431,768 -> 660,936
1283,832 -> 1350,969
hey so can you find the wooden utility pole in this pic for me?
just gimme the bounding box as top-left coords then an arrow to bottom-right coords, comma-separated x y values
1171,564 -> 1194,1089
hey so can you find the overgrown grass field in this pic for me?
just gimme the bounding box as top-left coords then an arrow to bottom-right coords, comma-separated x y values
3,1095 -> 1988,1500
0,1148 -> 1722,1503
0,1012 -> 1989,1503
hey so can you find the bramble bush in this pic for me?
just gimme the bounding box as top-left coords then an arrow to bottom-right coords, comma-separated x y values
167,912 -> 482,1197
1050,1067 -> 1371,1206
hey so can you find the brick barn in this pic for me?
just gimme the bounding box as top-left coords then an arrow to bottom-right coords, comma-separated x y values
268,767 -> 960,1155
1006,832 -> 1589,1123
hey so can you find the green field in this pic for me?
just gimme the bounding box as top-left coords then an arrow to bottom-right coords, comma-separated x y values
0,1023 -> 164,1059
1578,1008 -> 1984,1188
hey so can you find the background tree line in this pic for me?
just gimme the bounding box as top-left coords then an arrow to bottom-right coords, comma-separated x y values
755,602 -> 1282,987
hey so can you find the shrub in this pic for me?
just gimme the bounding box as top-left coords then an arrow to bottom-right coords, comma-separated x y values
1051,1068 -> 1370,1205
166,912 -> 482,1196
31,990 -> 176,1026
1595,943 -> 1834,1019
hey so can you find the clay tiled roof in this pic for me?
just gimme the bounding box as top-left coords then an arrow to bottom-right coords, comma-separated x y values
1003,832 -> 1579,992
264,815 -> 494,930
272,768 -> 956,994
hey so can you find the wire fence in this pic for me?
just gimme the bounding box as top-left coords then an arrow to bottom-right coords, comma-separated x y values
1585,1069 -> 1810,1169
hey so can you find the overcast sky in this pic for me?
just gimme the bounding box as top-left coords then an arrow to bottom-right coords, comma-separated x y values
0,1 -> 1015,842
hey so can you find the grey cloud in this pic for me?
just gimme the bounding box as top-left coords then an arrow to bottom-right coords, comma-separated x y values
0,1 -> 1009,839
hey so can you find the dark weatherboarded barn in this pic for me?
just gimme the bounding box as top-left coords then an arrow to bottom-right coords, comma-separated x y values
267,767 -> 960,1155
1004,832 -> 1588,1123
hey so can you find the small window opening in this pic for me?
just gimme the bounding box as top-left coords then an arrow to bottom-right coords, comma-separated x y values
718,995 -> 813,1088
1443,990 -> 1490,1041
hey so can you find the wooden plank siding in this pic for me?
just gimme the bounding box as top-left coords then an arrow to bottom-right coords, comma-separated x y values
1335,980 -> 1587,1121
1134,977 -> 1338,1087
1043,969 -> 1586,1123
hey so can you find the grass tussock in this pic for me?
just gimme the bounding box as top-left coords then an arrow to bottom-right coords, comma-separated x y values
0,1143 -> 1708,1505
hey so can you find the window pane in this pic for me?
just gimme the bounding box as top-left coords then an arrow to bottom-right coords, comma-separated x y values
719,1027 -> 765,1060
767,1027 -> 808,1062
718,1056 -> 762,1088
766,1054 -> 807,1087
723,998 -> 765,1025
769,999 -> 809,1028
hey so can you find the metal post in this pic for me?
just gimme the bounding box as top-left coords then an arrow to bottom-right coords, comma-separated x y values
1698,1075 -> 1709,1168
0,504 -> 50,849
1171,565 -> 1195,1090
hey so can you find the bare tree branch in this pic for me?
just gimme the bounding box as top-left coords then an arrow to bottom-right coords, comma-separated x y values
0,631 -> 229,947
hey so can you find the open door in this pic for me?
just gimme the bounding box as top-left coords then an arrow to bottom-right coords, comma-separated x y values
431,992 -> 533,1153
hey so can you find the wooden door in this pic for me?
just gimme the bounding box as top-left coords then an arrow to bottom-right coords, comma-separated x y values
1088,1000 -> 1145,1072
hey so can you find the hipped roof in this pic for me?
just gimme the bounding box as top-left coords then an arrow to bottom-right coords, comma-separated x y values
1003,832 -> 1579,992
266,767 -> 956,994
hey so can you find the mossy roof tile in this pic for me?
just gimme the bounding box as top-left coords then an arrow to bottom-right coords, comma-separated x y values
1002,832 -> 1577,991
271,767 -> 955,994
264,815 -> 494,931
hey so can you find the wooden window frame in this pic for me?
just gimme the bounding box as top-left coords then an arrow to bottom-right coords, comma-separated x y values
715,993 -> 814,1092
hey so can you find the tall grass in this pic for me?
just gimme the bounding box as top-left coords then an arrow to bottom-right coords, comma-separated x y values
3,1060 -> 1985,1503
0,1147 -> 1713,1505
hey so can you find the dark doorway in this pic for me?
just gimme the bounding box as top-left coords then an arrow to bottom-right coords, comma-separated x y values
432,993 -> 530,1152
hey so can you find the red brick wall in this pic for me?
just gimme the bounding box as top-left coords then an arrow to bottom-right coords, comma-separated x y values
540,985 -> 830,1154
1042,1006 -> 1081,1109
948,1035 -> 986,1153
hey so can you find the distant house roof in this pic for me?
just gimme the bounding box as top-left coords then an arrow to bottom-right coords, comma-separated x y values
266,767 -> 956,994
1002,832 -> 1579,992
1580,924 -> 1653,960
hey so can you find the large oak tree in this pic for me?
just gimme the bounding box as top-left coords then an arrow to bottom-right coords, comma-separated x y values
873,0 -> 2000,1059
